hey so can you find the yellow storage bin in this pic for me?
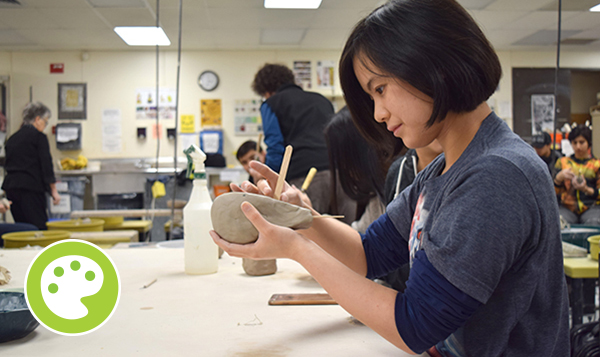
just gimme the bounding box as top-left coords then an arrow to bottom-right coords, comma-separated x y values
101,216 -> 124,229
2,230 -> 72,248
587,235 -> 600,260
47,219 -> 104,232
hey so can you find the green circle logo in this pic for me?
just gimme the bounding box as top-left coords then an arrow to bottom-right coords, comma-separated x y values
24,239 -> 120,336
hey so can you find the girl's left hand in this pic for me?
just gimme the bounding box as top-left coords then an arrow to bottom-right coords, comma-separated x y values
209,201 -> 307,261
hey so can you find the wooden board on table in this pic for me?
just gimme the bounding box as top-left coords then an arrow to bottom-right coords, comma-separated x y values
268,293 -> 337,305
70,230 -> 139,242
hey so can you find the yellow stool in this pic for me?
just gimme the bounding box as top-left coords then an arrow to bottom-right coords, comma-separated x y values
103,220 -> 152,242
563,256 -> 599,326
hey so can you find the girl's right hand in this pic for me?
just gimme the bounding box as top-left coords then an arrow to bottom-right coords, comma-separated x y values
229,161 -> 314,211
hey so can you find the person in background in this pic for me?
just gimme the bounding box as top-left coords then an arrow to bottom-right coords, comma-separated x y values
531,131 -> 562,177
251,63 -> 334,213
213,0 -> 569,354
2,102 -> 60,230
554,125 -> 600,225
324,107 -> 404,228
236,140 -> 266,184
380,141 -> 443,292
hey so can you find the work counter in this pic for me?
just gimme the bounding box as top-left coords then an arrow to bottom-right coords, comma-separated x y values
0,249 -> 418,356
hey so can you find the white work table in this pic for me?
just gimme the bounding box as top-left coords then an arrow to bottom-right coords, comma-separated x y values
0,249 -> 419,356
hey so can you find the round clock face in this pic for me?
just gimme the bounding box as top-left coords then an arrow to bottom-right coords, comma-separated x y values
198,70 -> 219,91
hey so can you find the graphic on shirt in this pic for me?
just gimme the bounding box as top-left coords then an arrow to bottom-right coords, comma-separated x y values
408,193 -> 428,267
24,239 -> 120,336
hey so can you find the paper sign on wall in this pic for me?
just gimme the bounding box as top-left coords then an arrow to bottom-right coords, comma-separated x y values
180,114 -> 195,133
293,61 -> 311,89
102,109 -> 122,153
317,60 -> 334,89
234,99 -> 262,136
151,123 -> 162,139
200,99 -> 222,128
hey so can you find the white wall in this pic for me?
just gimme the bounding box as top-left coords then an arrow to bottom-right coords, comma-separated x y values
0,49 -> 342,167
1,48 -> 599,166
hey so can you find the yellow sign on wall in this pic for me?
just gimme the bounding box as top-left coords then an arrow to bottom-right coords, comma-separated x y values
180,114 -> 195,133
200,99 -> 222,128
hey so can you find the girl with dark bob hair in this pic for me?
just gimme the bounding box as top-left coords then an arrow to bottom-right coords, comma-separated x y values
211,0 -> 569,355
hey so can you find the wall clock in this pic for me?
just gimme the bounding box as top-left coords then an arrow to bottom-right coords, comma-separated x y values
198,70 -> 219,91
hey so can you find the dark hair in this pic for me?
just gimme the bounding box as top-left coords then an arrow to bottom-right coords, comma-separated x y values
568,126 -> 592,146
339,0 -> 501,149
251,63 -> 295,96
236,140 -> 263,161
22,102 -> 51,125
324,107 -> 393,213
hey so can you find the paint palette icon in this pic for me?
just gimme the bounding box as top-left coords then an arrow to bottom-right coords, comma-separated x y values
40,255 -> 104,320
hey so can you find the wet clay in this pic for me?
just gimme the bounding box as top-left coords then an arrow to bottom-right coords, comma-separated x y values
211,192 -> 313,244
242,258 -> 277,276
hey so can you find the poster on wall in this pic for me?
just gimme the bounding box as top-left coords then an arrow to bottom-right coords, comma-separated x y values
58,83 -> 86,120
293,61 -> 311,89
180,114 -> 195,134
200,99 -> 222,128
317,60 -> 335,89
234,99 -> 262,136
531,94 -> 555,135
135,88 -> 177,120
102,108 -> 122,153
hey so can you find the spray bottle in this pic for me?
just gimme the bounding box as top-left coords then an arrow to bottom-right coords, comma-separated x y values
183,145 -> 218,275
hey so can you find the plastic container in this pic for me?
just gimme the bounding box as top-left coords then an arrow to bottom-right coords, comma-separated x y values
183,145 -> 218,275
587,235 -> 600,260
2,230 -> 72,248
0,291 -> 39,343
46,218 -> 104,232
561,225 -> 600,250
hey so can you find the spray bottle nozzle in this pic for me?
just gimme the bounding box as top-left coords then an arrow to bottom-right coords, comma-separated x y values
183,145 -> 207,180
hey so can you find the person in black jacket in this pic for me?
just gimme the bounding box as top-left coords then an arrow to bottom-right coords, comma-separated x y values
2,102 -> 60,229
251,63 -> 334,213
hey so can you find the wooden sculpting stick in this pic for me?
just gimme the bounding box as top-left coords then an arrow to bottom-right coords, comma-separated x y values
268,293 -> 337,305
256,133 -> 263,160
274,145 -> 293,200
301,167 -> 317,192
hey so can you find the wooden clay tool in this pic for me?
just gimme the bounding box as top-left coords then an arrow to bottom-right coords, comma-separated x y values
255,133 -> 263,160
301,167 -> 317,192
268,293 -> 337,305
274,145 -> 293,200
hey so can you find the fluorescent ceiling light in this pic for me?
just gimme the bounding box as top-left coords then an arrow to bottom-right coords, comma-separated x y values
114,27 -> 171,46
264,0 -> 322,9
590,4 -> 600,11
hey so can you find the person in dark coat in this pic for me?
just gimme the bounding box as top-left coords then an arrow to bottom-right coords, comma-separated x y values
2,102 -> 60,229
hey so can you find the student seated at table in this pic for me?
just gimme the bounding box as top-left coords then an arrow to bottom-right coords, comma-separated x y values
554,125 -> 600,225
324,106 -> 403,228
236,140 -> 265,184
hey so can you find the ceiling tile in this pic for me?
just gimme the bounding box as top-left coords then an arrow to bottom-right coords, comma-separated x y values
0,29 -> 36,45
310,8 -> 372,29
0,8 -> 59,29
95,8 -> 156,27
485,0 -> 555,11
158,8 -> 211,28
260,28 -> 305,45
512,29 -> 581,45
319,0 -> 383,9
500,10 -> 578,30
203,0 -> 263,8
470,10 -> 528,31
21,0 -> 90,8
44,9 -> 109,30
87,0 -> 146,8
301,28 -> 350,49
458,0 -> 497,10
549,12 -> 600,31
539,0 -> 600,11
